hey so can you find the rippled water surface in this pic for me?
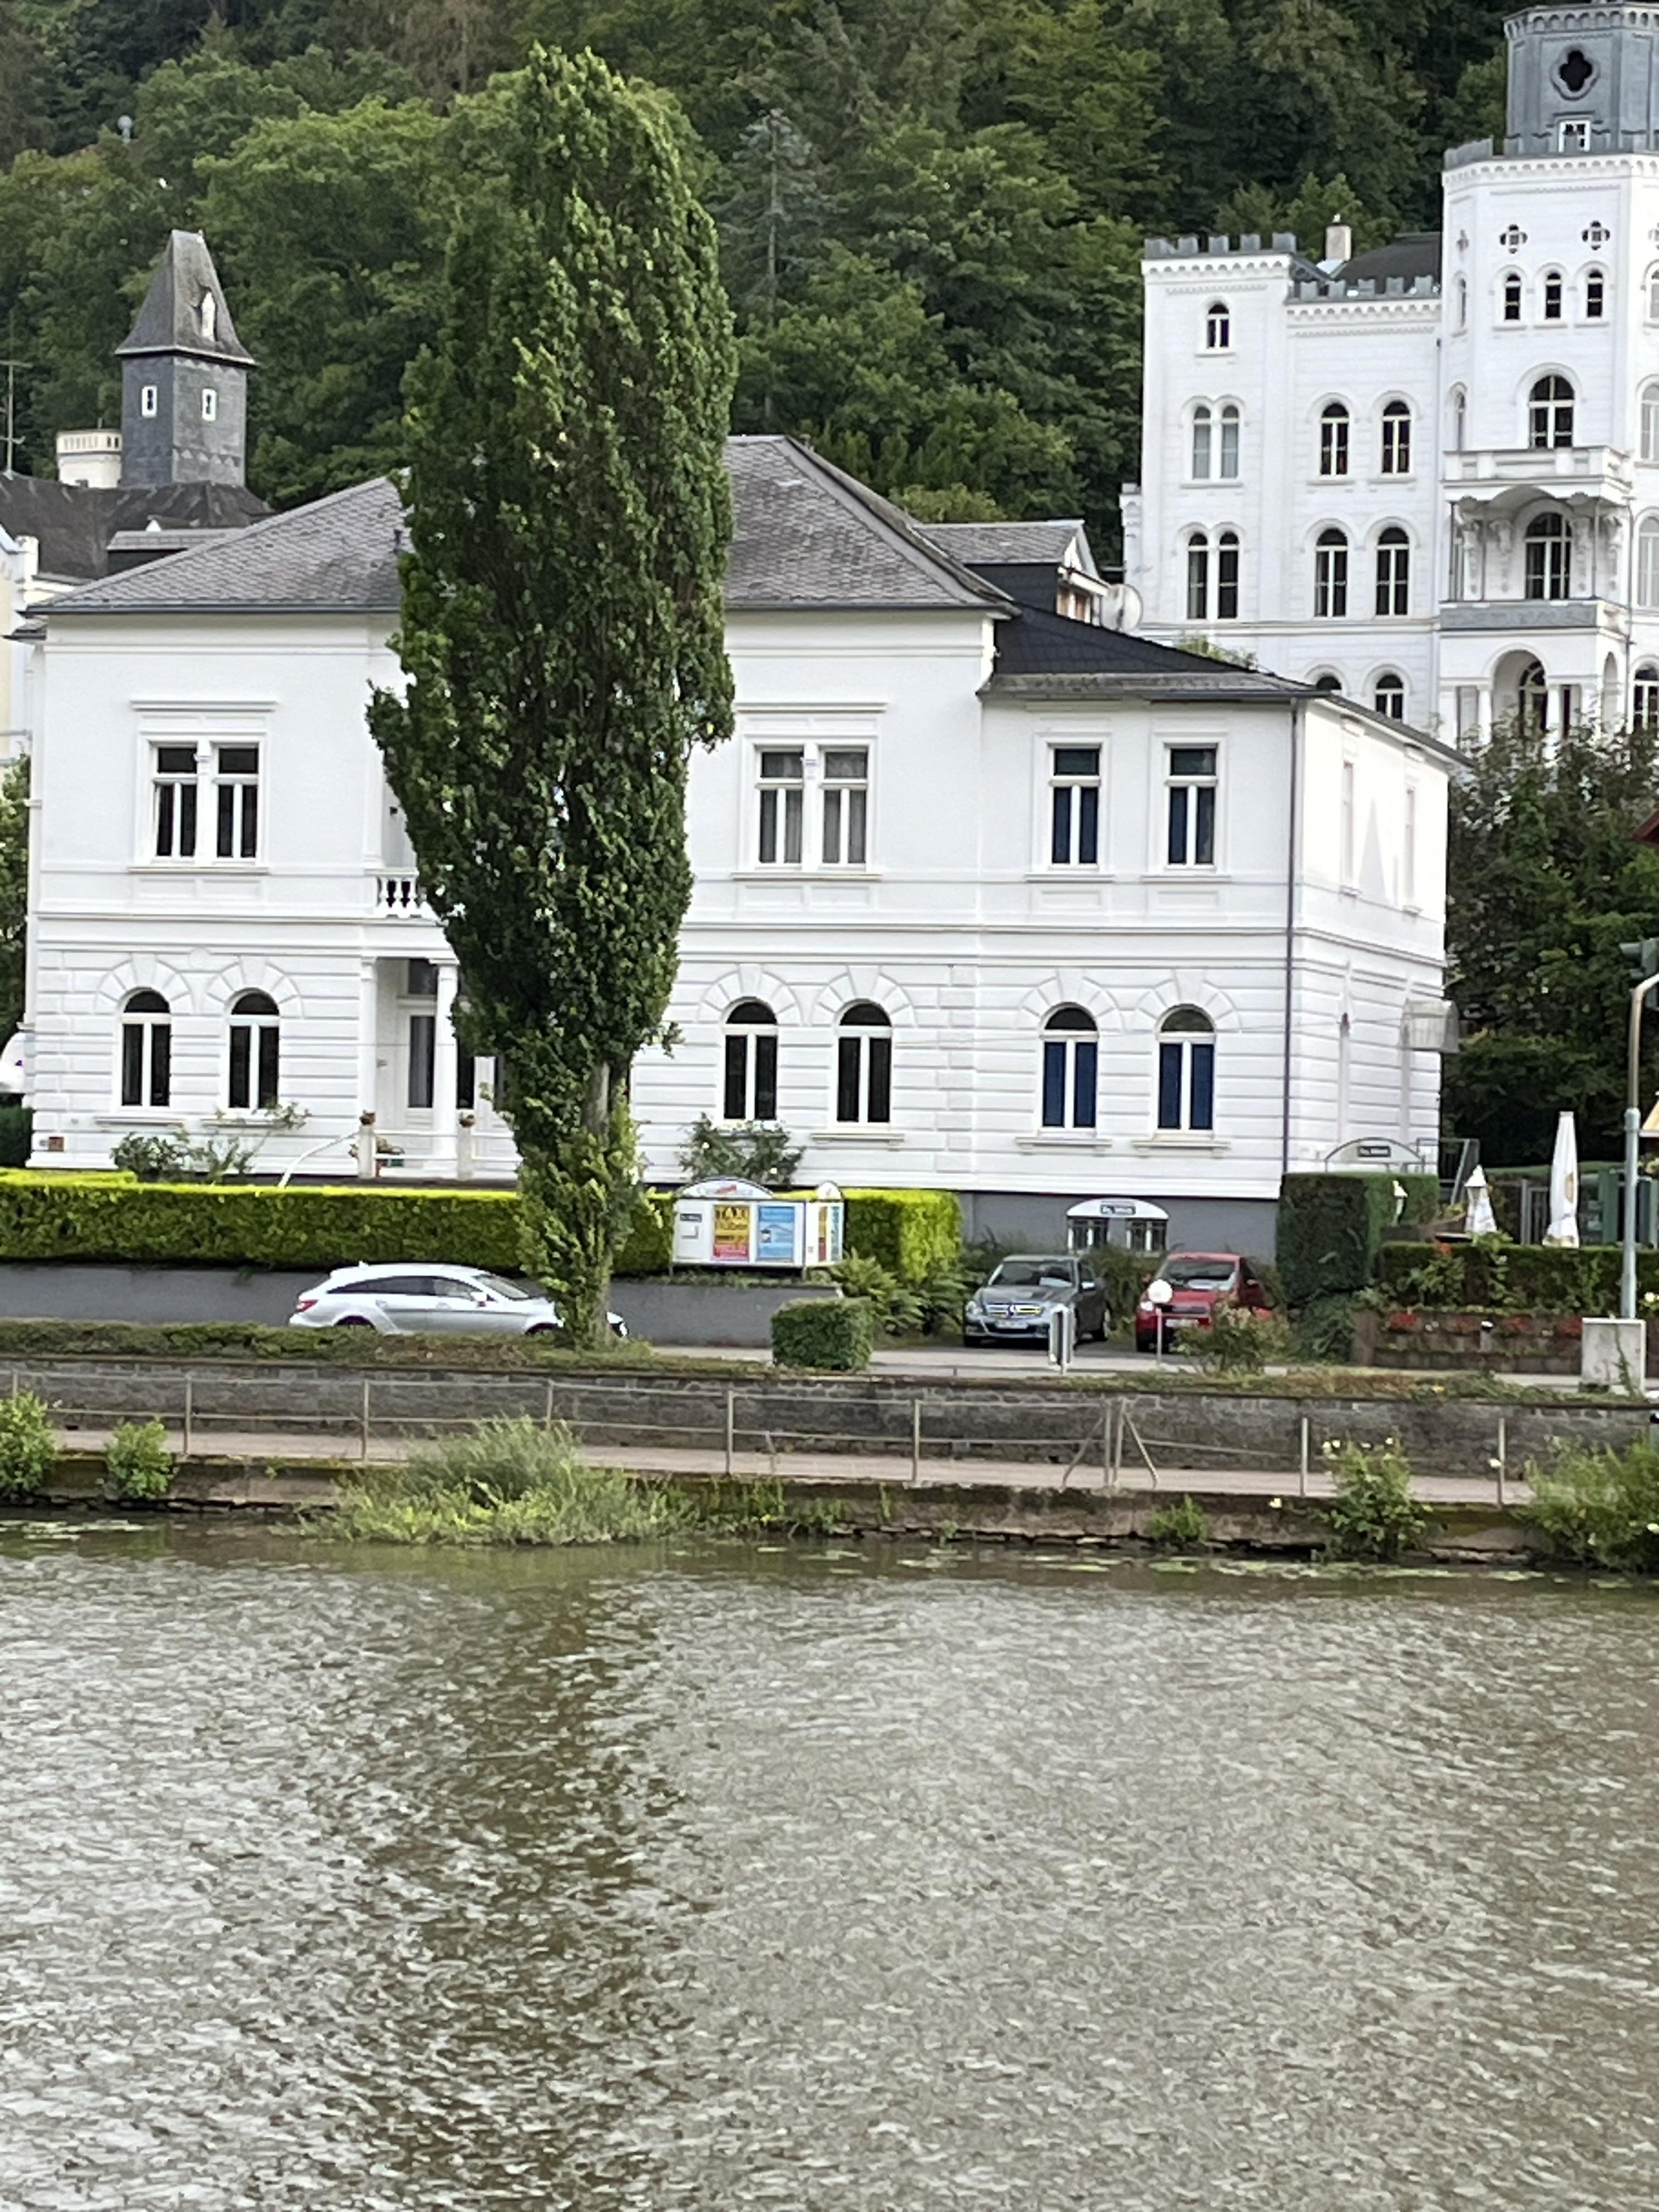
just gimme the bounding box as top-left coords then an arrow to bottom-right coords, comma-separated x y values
3,1526 -> 1659,2209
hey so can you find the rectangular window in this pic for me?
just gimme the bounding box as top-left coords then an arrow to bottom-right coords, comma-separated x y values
201,387 -> 217,422
120,1024 -> 145,1108
408,1012 -> 436,1109
724,1031 -> 777,1120
821,748 -> 868,866
1186,539 -> 1209,620
1159,1040 -> 1215,1131
1073,1039 -> 1097,1128
1559,119 -> 1589,151
213,743 -> 259,860
757,749 -> 803,865
1042,1040 -> 1067,1128
1166,746 -> 1217,866
1049,746 -> 1101,865
153,744 -> 198,859
140,385 -> 157,419
1216,538 -> 1239,620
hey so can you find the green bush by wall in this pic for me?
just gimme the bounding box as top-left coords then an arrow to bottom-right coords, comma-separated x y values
0,1106 -> 31,1169
1277,1172 -> 1439,1306
837,1189 -> 962,1284
1374,1240 -> 1646,1312
771,1296 -> 874,1370
613,1189 -> 673,1276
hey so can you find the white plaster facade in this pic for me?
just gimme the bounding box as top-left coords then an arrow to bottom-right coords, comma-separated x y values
1122,1 -> 1659,744
21,453 -> 1451,1249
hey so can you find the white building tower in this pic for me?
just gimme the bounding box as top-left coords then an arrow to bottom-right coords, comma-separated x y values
1122,2 -> 1659,743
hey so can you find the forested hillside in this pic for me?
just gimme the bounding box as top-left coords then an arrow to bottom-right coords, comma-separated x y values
0,0 -> 1514,537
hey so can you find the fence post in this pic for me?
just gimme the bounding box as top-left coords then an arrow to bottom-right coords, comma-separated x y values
360,1375 -> 371,1464
1496,1414 -> 1508,1508
1299,1415 -> 1310,1499
544,1378 -> 554,1431
911,1399 -> 921,1485
725,1387 -> 735,1478
1101,1408 -> 1110,1490
183,1373 -> 193,1459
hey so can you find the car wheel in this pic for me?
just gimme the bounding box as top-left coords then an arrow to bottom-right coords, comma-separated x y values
334,1315 -> 374,1329
526,1322 -> 561,1336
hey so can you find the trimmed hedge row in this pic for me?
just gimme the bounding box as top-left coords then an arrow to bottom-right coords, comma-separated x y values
771,1296 -> 873,1370
1277,1172 -> 1440,1306
836,1188 -> 961,1283
1374,1240 -> 1655,1312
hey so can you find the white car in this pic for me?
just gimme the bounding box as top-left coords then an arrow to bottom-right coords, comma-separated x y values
288,1263 -> 627,1339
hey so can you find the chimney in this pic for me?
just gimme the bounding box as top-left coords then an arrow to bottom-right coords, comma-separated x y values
1323,221 -> 1353,270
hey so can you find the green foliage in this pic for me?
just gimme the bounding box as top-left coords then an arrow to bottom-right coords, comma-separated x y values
109,1133 -> 188,1181
0,757 -> 27,1052
1146,1493 -> 1209,1548
1184,1306 -> 1291,1375
370,48 -> 735,1346
0,1105 -> 30,1167
1290,1293 -> 1359,1364
104,1416 -> 173,1500
678,1114 -> 802,1189
0,1387 -> 53,1498
1374,1240 -> 1651,1314
832,1254 -> 921,1336
613,1188 -> 673,1276
0,1170 -> 522,1269
1526,1440 -> 1659,1573
1277,1173 -> 1438,1306
771,1295 -> 874,1371
1444,719 -> 1659,1165
1321,1437 -> 1429,1560
334,1417 -> 692,1545
1096,1245 -> 1155,1331
840,1187 -> 961,1285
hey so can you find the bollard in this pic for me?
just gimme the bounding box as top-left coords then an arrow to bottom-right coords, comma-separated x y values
544,1378 -> 554,1430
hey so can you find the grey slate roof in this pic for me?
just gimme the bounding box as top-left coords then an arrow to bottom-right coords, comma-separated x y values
992,605 -> 1291,685
1332,232 -> 1442,287
0,476 -> 268,583
117,230 -> 255,367
921,519 -> 1091,570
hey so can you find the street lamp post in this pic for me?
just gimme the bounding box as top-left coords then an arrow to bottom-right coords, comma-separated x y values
1621,969 -> 1659,1320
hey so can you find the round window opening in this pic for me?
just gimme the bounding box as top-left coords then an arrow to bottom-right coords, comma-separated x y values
1556,48 -> 1595,97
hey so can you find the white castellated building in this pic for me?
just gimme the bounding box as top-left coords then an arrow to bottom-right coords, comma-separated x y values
1122,1 -> 1659,743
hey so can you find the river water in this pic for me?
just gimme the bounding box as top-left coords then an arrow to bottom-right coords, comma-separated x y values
2,1526 -> 1658,2211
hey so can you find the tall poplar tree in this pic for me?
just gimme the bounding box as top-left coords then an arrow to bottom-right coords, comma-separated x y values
370,44 -> 735,1340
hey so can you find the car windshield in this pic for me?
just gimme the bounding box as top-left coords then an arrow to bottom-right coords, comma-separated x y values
473,1273 -> 533,1301
990,1259 -> 1075,1289
1163,1259 -> 1237,1291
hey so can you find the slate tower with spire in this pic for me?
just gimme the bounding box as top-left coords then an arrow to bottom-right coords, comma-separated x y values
116,230 -> 254,492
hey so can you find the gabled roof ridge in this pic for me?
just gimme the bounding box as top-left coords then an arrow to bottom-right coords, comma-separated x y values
732,434 -> 1009,612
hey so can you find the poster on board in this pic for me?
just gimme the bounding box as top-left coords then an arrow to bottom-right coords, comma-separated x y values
712,1203 -> 752,1262
756,1203 -> 800,1266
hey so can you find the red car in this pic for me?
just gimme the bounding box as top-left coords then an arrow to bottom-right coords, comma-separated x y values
1133,1252 -> 1275,1353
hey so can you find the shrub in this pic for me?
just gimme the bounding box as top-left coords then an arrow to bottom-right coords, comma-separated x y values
1185,1306 -> 1292,1374
1097,1247 -> 1156,1334
1277,1172 -> 1438,1306
679,1115 -> 803,1189
1321,1437 -> 1429,1560
613,1188 -> 673,1276
111,1132 -> 189,1181
0,1389 -> 54,1498
771,1296 -> 874,1370
1375,1240 -> 1637,1314
839,1188 -> 962,1284
1526,1440 -> 1659,1572
1146,1494 -> 1209,1547
105,1417 -> 173,1501
0,1104 -> 32,1169
1290,1293 -> 1360,1364
912,1256 -> 968,1336
832,1255 -> 921,1336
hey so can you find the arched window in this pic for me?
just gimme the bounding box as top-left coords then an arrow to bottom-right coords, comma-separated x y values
1457,276 -> 1468,329
1525,510 -> 1572,600
1380,401 -> 1412,476
119,989 -> 171,1109
1518,659 -> 1549,736
1216,531 -> 1239,620
1503,272 -> 1523,323
836,1002 -> 891,1125
1191,404 -> 1212,478
1529,375 -> 1575,449
1314,528 -> 1348,618
1374,527 -> 1410,616
1635,665 -> 1659,731
1206,301 -> 1229,349
1585,268 -> 1605,320
1318,402 -> 1350,477
199,290 -> 217,341
1543,270 -> 1564,321
1452,388 -> 1468,453
1639,519 -> 1659,611
1312,672 -> 1342,693
1157,1008 -> 1215,1133
1649,268 -> 1659,322
1218,403 -> 1240,479
1374,672 -> 1407,722
1186,531 -> 1210,620
1041,1007 -> 1097,1131
228,990 -> 279,1111
1642,385 -> 1659,465
723,1000 -> 777,1121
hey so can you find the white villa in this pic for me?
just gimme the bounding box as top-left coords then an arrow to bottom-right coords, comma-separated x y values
16,435 -> 1452,1250
1124,0 -> 1659,744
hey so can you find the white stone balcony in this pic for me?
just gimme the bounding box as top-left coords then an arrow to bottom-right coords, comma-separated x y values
1438,597 -> 1629,636
373,872 -> 432,917
1442,444 -> 1634,506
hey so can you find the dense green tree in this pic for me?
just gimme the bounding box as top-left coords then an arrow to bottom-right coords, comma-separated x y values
370,48 -> 735,1340
1443,724 -> 1659,1166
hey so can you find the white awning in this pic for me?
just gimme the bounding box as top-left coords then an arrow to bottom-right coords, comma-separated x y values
1066,1197 -> 1169,1222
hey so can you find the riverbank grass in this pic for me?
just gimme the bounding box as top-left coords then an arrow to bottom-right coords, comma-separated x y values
1526,1439 -> 1659,1572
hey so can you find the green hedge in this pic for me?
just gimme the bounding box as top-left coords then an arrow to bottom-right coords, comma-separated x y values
771,1296 -> 874,1370
838,1188 -> 962,1283
1277,1172 -> 1439,1306
613,1189 -> 673,1276
1374,1240 -> 1648,1312
0,1107 -> 31,1169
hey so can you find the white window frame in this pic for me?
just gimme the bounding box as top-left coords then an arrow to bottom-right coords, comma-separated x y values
212,741 -> 261,861
1542,269 -> 1565,320
201,386 -> 218,422
1585,268 -> 1605,320
140,384 -> 158,418
1642,383 -> 1659,463
1155,1009 -> 1216,1133
1635,666 -> 1659,731
227,991 -> 280,1113
1314,530 -> 1349,618
1205,301 -> 1230,351
1048,743 -> 1102,867
755,746 -> 805,866
820,746 -> 868,866
1218,404 -> 1240,479
1318,403 -> 1350,478
1380,402 -> 1412,476
1559,119 -> 1590,151
151,742 -> 200,861
722,1001 -> 779,1122
749,730 -> 877,871
1638,519 -> 1659,611
1040,1008 -> 1099,1131
1375,673 -> 1407,723
834,1003 -> 893,1126
117,990 -> 172,1111
1185,531 -> 1210,620
1215,531 -> 1239,620
1164,743 -> 1218,869
1374,529 -> 1410,617
1190,404 -> 1212,479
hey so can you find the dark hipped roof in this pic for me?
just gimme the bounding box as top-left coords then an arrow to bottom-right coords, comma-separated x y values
117,230 -> 255,368
51,438 -> 1008,618
1333,232 -> 1442,287
0,477 -> 268,583
992,605 -> 1298,692
922,519 -> 1091,570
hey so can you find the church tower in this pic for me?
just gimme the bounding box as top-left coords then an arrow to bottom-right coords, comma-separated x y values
116,231 -> 254,492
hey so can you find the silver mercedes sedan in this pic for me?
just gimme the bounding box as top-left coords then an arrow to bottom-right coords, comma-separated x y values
287,1263 -> 627,1339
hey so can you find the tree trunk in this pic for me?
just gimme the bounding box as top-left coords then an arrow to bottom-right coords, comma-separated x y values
583,1060 -> 615,1350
